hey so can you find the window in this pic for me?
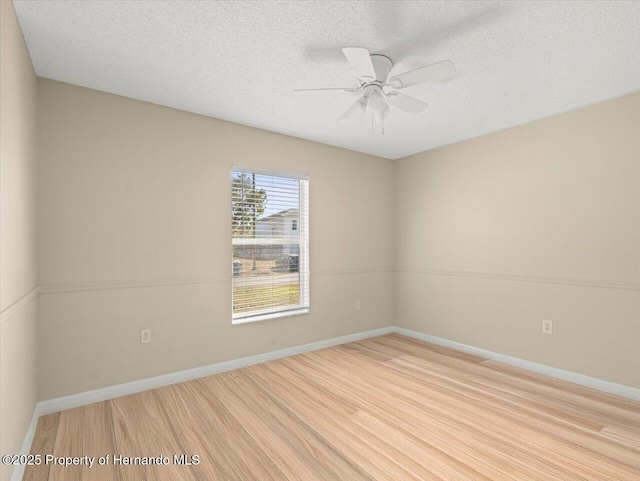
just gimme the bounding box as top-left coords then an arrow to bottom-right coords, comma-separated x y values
231,167 -> 309,323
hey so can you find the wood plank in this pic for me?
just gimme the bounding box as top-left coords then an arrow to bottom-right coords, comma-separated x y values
600,425 -> 640,450
385,333 -> 488,363
48,407 -> 84,481
368,336 -> 640,430
23,413 -> 59,481
287,350 -> 596,481
246,362 -> 447,481
284,351 -> 533,481
389,354 -> 607,432
110,391 -> 198,481
373,353 -> 640,477
81,402 -> 120,481
152,381 -> 286,481
308,347 -> 640,480
198,371 -> 372,481
336,342 -> 397,362
480,359 -> 640,414
399,353 -> 640,431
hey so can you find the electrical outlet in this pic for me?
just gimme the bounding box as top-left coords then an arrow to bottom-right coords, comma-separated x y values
355,300 -> 361,310
542,320 -> 553,335
141,329 -> 151,344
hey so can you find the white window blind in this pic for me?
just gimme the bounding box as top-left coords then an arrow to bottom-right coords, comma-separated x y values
231,168 -> 309,323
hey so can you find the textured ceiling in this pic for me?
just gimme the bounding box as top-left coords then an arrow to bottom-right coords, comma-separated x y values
13,1 -> 640,159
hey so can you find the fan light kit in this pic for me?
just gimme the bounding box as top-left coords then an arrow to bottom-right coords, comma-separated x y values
296,47 -> 455,135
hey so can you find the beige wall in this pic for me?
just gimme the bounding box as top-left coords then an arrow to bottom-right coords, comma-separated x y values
395,92 -> 640,389
37,79 -> 394,400
0,2 -> 39,480
29,50 -> 640,402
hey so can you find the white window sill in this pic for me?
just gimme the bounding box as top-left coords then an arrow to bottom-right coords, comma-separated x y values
232,307 -> 309,325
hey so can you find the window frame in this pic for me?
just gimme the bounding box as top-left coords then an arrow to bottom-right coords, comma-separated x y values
230,166 -> 310,324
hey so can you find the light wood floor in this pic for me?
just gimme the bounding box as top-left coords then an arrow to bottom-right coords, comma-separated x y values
24,334 -> 640,480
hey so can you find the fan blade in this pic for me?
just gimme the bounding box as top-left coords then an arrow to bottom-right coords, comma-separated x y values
342,47 -> 376,81
389,60 -> 455,89
385,92 -> 428,114
294,87 -> 356,93
339,97 -> 367,121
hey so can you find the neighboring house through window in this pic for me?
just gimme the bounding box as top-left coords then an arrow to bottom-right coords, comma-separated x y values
231,167 -> 309,323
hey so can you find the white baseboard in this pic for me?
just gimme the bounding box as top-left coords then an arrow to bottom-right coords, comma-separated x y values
14,324 -> 640,481
10,409 -> 39,481
393,327 -> 640,402
10,326 -> 392,481
36,326 -> 395,416
30,324 -> 640,418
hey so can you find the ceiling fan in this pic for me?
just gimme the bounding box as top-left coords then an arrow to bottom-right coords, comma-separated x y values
295,47 -> 455,131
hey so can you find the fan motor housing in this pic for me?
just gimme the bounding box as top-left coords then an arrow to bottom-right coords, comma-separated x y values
362,84 -> 383,98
